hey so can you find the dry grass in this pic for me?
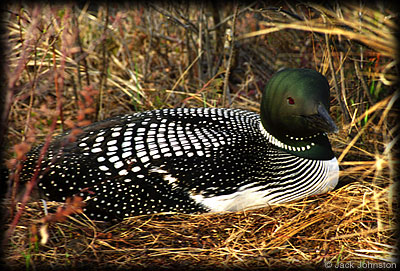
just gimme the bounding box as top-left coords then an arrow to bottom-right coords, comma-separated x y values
5,183 -> 396,269
2,2 -> 398,270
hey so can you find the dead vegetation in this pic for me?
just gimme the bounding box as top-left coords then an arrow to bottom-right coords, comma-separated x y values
2,2 -> 398,270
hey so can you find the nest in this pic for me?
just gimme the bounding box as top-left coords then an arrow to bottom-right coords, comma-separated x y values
4,176 -> 396,270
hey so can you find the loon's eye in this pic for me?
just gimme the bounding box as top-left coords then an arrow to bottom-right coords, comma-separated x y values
287,97 -> 295,105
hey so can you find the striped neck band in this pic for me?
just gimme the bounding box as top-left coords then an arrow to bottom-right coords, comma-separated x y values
259,123 -> 316,152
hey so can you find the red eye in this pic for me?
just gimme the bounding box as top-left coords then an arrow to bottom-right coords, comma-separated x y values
287,97 -> 295,105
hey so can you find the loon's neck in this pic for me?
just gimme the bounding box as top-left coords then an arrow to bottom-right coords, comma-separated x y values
259,122 -> 335,160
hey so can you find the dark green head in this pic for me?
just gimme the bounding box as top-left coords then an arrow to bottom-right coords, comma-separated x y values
260,68 -> 338,160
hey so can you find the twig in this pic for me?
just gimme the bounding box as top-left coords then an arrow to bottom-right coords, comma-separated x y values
222,4 -> 239,108
209,3 -> 255,32
73,6 -> 91,87
5,115 -> 58,242
338,113 -> 377,163
353,60 -> 374,105
207,3 -> 219,78
166,51 -> 204,101
324,33 -> 351,124
97,4 -> 110,121
197,3 -> 204,87
149,3 -> 198,34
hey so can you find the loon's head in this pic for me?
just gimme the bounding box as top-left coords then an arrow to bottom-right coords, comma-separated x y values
260,68 -> 338,160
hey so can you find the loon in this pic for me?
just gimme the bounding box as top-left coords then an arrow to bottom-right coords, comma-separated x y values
19,68 -> 339,221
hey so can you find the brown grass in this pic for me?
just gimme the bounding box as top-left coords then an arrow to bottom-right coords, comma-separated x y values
2,2 -> 398,270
